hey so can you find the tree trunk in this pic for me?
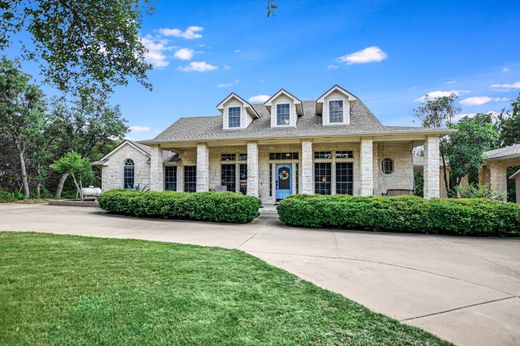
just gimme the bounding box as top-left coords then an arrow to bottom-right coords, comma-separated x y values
54,173 -> 69,198
36,165 -> 41,199
16,141 -> 30,199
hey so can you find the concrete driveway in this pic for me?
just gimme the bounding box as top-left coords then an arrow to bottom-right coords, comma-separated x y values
1,203 -> 519,346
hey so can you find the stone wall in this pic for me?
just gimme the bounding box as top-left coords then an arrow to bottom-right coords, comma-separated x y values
101,144 -> 150,191
374,142 -> 414,195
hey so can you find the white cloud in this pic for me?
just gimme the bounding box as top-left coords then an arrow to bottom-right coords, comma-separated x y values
173,48 -> 195,60
415,90 -> 469,102
327,64 -> 339,70
158,26 -> 203,39
234,49 -> 241,53
129,125 -> 151,133
248,95 -> 270,103
502,67 -> 510,73
223,64 -> 232,70
490,81 -> 520,90
141,36 -> 173,69
459,96 -> 508,106
217,80 -> 240,88
178,61 -> 218,72
443,80 -> 456,85
338,46 -> 387,65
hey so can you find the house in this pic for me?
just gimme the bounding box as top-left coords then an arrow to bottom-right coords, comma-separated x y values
479,144 -> 520,203
93,85 -> 451,203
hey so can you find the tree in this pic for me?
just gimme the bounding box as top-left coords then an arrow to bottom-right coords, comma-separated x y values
48,93 -> 128,197
496,93 -> 520,147
447,114 -> 499,187
0,57 -> 47,199
51,152 -> 93,201
413,93 -> 460,195
0,0 -> 153,94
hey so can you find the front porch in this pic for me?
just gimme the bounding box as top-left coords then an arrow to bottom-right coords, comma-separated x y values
148,136 -> 441,203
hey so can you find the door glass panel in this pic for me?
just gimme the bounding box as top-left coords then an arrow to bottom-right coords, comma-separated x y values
278,166 -> 290,190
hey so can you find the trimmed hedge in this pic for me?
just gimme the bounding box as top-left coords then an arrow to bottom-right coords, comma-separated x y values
277,195 -> 520,237
99,190 -> 261,223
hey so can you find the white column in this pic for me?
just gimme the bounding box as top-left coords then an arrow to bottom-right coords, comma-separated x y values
301,140 -> 313,194
196,144 -> 209,192
489,162 -> 507,195
149,145 -> 163,191
424,136 -> 440,199
247,142 -> 259,197
177,165 -> 184,192
360,138 -> 374,196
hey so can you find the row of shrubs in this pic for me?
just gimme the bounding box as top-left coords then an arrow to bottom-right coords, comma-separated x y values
277,195 -> 520,237
0,188 -> 23,203
99,189 -> 261,223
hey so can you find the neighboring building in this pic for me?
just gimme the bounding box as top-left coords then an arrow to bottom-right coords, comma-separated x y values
94,85 -> 450,203
480,144 -> 520,203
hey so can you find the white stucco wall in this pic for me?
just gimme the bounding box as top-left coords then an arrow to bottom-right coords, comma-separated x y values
101,144 -> 150,191
322,90 -> 350,126
222,98 -> 254,130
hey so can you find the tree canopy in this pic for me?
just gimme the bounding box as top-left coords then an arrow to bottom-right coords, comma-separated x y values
0,0 -> 153,93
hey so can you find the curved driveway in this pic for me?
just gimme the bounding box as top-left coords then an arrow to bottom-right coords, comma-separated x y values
1,203 -> 519,346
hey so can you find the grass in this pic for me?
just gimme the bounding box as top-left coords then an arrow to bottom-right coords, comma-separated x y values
0,232 -> 449,345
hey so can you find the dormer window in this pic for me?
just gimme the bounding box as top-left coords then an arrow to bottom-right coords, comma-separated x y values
329,100 -> 343,123
228,106 -> 241,128
276,103 -> 290,125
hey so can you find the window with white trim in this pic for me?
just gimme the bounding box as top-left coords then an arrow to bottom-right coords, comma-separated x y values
329,100 -> 343,123
276,103 -> 290,125
228,107 -> 241,128
123,159 -> 134,189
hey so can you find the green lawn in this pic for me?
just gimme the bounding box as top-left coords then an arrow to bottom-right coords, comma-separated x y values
0,232 -> 449,345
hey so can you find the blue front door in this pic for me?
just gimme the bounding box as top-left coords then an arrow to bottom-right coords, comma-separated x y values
276,164 -> 292,200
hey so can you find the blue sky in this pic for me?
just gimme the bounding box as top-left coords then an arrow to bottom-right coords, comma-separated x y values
6,0 -> 520,139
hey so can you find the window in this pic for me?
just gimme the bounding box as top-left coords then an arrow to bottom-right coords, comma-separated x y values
329,100 -> 343,123
381,158 -> 394,175
239,164 -> 247,194
123,159 -> 134,189
336,162 -> 353,195
221,153 -> 236,161
314,163 -> 331,195
269,152 -> 299,160
228,107 -> 241,128
314,151 -> 332,159
276,103 -> 290,125
335,150 -> 353,159
239,153 -> 247,161
221,164 -> 236,192
164,166 -> 177,191
184,166 -> 197,192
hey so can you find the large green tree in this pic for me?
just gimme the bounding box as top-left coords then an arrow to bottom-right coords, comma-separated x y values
0,0 -> 153,93
49,93 -> 128,197
0,57 -> 47,199
413,93 -> 460,195
496,93 -> 520,147
51,152 -> 93,201
447,113 -> 500,187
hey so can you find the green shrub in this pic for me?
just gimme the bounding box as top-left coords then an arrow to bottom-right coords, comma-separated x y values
277,194 -> 520,237
99,190 -> 261,223
455,184 -> 507,201
0,188 -> 19,203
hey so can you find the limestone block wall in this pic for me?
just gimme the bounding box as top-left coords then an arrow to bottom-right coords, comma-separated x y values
101,144 -> 150,191
374,142 -> 414,196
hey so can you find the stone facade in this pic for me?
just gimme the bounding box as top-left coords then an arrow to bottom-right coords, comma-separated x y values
100,143 -> 150,191
423,136 -> 440,199
100,140 -> 422,203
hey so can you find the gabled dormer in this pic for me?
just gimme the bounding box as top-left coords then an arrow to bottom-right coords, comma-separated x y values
264,89 -> 303,128
217,93 -> 260,130
316,85 -> 357,126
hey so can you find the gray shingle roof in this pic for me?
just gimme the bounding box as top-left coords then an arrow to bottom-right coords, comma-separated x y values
484,144 -> 520,160
142,100 -> 451,144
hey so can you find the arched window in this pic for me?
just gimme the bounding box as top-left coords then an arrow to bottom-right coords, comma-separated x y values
381,157 -> 394,175
123,159 -> 135,189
